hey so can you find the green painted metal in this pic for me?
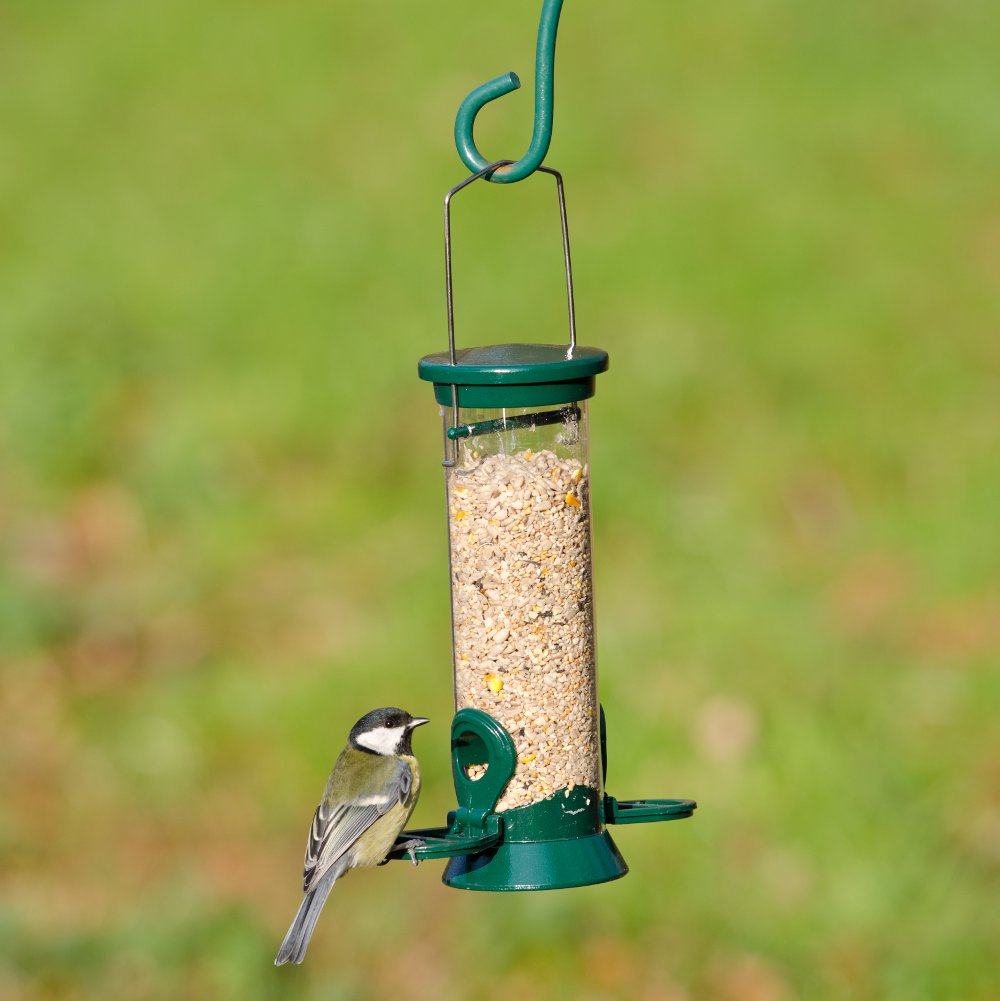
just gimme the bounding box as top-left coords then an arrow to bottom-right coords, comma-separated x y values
388,820 -> 503,861
419,343 -> 607,409
389,706 -> 695,887
450,707 -> 518,821
439,717 -> 628,890
503,785 -> 602,841
443,784 -> 628,890
420,343 -> 608,385
454,0 -> 564,183
443,828 -> 628,891
604,796 -> 698,825
432,378 -> 596,409
389,709 -> 629,889
447,404 -> 580,441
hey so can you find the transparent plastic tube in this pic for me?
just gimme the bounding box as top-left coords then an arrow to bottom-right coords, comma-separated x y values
444,402 -> 601,811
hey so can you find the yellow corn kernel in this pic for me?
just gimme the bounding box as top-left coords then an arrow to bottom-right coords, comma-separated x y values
454,509 -> 467,520
486,673 -> 503,694
520,753 -> 537,764
564,493 -> 581,507
572,467 -> 582,483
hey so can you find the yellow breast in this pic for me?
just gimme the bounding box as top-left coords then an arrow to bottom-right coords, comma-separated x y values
351,756 -> 420,869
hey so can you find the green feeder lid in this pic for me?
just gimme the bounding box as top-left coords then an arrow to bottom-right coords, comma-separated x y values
418,343 -> 609,408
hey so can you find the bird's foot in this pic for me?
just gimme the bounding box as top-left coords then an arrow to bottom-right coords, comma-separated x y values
395,838 -> 427,866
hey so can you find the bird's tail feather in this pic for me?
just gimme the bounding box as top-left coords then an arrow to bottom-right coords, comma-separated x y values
274,863 -> 343,966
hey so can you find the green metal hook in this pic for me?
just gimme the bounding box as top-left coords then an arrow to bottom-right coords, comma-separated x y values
454,0 -> 564,183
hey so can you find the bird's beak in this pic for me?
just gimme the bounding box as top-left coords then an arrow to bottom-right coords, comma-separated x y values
408,717 -> 430,729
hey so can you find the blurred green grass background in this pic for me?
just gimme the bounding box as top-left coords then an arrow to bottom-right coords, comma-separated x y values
2,1 -> 998,999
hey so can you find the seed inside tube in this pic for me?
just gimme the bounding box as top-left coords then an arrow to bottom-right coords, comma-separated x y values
449,446 -> 600,811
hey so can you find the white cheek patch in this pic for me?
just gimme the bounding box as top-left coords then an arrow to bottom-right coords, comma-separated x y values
356,725 -> 406,755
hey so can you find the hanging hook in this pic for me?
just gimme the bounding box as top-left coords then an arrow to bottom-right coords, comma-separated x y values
454,0 -> 564,184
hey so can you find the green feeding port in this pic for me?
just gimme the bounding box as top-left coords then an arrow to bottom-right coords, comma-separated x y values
388,708 -> 695,890
441,710 -> 626,892
386,338 -> 695,892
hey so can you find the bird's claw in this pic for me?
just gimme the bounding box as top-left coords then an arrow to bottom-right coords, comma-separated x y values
395,838 -> 426,866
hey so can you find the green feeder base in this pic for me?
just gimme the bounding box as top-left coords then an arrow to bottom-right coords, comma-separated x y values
443,828 -> 627,891
387,707 -> 696,890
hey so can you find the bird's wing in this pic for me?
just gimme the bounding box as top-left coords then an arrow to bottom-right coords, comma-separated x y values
302,759 -> 411,892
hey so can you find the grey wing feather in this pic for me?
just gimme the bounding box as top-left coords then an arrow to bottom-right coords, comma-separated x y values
302,759 -> 411,892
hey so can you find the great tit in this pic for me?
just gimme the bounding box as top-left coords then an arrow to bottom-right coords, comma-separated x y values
274,707 -> 429,966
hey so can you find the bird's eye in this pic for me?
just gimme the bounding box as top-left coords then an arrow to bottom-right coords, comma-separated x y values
384,722 -> 392,728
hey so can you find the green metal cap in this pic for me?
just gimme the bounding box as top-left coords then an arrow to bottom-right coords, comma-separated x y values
418,343 -> 609,408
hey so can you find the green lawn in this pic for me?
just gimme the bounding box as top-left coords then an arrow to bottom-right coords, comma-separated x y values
2,2 -> 998,999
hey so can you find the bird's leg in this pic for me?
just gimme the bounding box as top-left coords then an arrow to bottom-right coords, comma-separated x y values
395,838 -> 427,866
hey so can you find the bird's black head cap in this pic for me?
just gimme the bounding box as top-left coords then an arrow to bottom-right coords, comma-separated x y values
348,707 -> 430,756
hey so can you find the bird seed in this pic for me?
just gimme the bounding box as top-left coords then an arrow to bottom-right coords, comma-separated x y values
447,448 -> 601,811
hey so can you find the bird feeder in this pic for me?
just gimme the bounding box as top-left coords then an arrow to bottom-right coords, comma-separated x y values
386,0 -> 694,891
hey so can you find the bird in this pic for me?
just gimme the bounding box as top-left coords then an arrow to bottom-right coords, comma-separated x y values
274,707 -> 429,966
